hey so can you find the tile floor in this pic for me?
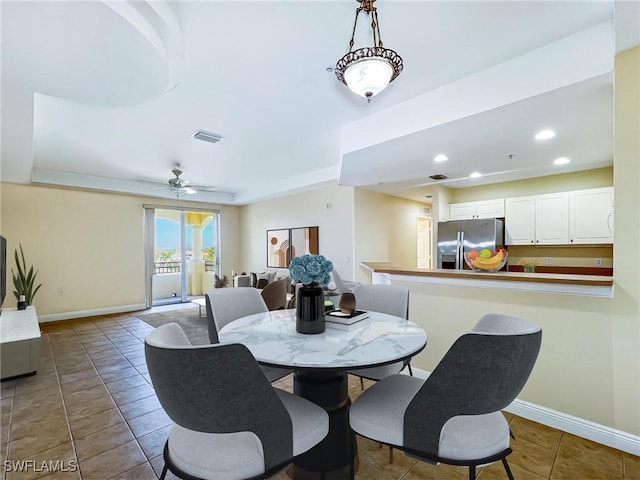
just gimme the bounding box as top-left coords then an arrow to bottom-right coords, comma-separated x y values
1,309 -> 638,480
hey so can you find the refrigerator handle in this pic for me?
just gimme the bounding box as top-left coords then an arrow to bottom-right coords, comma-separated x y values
457,231 -> 464,269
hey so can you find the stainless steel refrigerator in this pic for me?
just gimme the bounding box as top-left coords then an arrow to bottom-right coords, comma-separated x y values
437,219 -> 505,269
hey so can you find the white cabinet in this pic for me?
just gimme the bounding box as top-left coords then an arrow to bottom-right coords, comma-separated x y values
449,199 -> 505,220
505,193 -> 569,245
505,188 -> 613,246
0,307 -> 41,379
569,187 -> 614,244
535,192 -> 569,245
505,196 -> 536,245
449,202 -> 476,220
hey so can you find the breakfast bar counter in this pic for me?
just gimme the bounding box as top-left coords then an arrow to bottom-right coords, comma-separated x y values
360,262 -> 614,298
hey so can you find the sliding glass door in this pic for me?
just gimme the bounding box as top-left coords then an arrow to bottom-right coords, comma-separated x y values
144,206 -> 220,307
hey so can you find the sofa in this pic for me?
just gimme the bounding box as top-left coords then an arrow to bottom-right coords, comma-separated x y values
233,270 -> 292,292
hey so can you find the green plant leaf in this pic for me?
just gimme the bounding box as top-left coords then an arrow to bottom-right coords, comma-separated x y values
11,244 -> 41,305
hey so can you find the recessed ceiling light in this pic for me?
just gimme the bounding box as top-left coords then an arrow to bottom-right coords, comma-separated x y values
470,172 -> 482,178
554,157 -> 570,165
535,129 -> 556,140
434,154 -> 448,162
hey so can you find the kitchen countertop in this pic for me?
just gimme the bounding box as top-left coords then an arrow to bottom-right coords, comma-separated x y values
360,262 -> 614,297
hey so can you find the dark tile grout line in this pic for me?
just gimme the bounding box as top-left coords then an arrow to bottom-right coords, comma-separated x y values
33,314 -> 640,480
1,378 -> 16,480
46,332 -> 82,480
547,429 -> 565,480
74,316 -> 160,478
46,315 -> 161,479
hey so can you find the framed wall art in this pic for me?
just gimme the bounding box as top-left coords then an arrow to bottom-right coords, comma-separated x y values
266,226 -> 319,268
290,226 -> 319,258
267,229 -> 291,268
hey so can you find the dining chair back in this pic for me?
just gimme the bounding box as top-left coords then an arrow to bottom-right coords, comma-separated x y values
332,270 -> 361,294
260,278 -> 288,311
205,288 -> 268,343
352,284 -> 409,319
349,284 -> 412,384
349,313 -> 542,480
205,287 -> 292,383
145,322 -> 328,480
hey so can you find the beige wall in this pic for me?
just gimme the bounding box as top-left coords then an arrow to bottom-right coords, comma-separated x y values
0,183 -> 241,316
239,185 -> 355,280
353,189 -> 431,283
449,167 -> 613,203
380,48 -> 638,436
609,46 -> 640,436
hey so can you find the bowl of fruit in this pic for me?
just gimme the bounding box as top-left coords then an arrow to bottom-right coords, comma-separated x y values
464,248 -> 508,272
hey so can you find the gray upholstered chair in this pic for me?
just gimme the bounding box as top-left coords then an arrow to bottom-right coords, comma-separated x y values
205,288 -> 292,382
260,278 -> 288,311
348,284 -> 413,386
145,323 -> 329,480
349,313 -> 542,480
332,270 -> 361,294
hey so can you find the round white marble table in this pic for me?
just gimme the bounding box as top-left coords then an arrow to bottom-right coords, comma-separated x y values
219,309 -> 427,480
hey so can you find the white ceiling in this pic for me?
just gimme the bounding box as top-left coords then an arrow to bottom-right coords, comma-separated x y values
1,1 -> 637,205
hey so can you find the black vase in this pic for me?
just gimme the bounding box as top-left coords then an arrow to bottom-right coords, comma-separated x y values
296,284 -> 325,334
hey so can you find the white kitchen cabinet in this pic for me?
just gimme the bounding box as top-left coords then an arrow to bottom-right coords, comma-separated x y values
535,192 -> 569,245
569,187 -> 614,244
505,196 -> 536,245
449,202 -> 476,220
449,199 -> 505,220
505,193 -> 569,245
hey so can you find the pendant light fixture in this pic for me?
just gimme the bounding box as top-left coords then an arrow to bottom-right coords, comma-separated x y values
335,0 -> 403,103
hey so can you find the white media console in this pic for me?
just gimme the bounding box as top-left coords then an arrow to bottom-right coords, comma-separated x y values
0,306 -> 41,379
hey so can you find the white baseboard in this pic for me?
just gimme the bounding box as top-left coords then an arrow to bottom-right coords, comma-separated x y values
38,304 -> 146,323
406,367 -> 640,456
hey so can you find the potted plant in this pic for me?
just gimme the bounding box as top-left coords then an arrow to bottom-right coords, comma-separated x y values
12,244 -> 42,307
214,274 -> 229,288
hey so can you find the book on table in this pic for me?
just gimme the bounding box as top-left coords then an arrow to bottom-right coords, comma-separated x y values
325,310 -> 369,329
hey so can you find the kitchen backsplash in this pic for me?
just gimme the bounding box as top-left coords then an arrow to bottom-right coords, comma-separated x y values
507,245 -> 613,268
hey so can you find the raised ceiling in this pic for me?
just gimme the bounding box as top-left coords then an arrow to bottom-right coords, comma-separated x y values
1,1 -> 636,205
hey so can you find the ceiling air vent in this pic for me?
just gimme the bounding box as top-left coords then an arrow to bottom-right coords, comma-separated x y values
429,174 -> 448,180
192,130 -> 223,144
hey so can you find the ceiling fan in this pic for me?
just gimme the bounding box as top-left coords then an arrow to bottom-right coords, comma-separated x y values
165,166 -> 196,197
148,164 -> 222,197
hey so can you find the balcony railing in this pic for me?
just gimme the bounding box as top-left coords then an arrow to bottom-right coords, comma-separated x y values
154,260 -> 216,274
155,261 -> 180,274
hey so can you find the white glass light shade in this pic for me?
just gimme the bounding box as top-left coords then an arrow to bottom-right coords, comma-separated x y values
343,58 -> 394,99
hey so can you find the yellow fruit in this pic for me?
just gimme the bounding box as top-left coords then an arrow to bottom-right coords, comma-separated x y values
471,251 -> 504,270
474,251 -> 503,266
479,248 -> 493,259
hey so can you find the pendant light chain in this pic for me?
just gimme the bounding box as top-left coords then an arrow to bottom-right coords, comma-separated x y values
348,7 -> 364,51
371,9 -> 382,47
334,0 -> 403,102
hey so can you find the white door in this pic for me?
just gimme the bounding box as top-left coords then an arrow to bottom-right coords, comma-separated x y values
417,217 -> 432,268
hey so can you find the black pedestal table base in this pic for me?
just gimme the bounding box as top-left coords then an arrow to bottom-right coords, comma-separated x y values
290,370 -> 357,479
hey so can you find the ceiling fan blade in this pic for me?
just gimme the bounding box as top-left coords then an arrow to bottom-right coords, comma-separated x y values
184,187 -> 197,194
